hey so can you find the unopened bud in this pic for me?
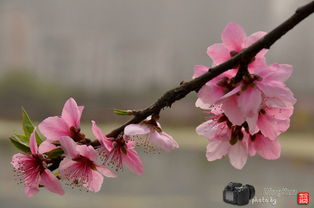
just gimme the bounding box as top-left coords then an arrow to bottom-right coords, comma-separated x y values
114,109 -> 135,116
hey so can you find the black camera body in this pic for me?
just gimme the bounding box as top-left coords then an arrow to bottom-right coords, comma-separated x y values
223,182 -> 255,206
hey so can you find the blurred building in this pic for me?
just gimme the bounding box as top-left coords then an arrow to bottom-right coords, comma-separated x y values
0,0 -> 313,93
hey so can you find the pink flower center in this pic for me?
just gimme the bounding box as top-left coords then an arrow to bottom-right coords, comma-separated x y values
216,114 -> 249,145
230,126 -> 244,145
70,126 -> 86,142
32,154 -> 48,172
100,137 -> 128,172
73,155 -> 97,170
217,77 -> 237,94
241,74 -> 262,91
13,154 -> 48,186
62,156 -> 97,189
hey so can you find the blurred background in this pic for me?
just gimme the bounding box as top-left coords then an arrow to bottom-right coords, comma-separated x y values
0,0 -> 313,207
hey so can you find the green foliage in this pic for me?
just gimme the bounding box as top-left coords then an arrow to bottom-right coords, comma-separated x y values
22,108 -> 44,144
9,136 -> 30,153
22,107 -> 35,138
15,134 -> 29,144
10,108 -> 45,152
45,148 -> 64,159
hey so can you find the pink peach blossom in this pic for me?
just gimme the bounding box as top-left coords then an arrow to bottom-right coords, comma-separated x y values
38,98 -> 85,142
207,22 -> 267,69
217,64 -> 296,134
196,114 -> 248,169
193,25 -> 295,169
92,121 -> 144,175
194,23 -> 268,110
256,106 -> 293,139
124,118 -> 179,152
194,64 -> 294,169
58,136 -> 116,192
11,131 -> 64,197
193,65 -> 235,110
248,133 -> 281,160
196,103 -> 285,168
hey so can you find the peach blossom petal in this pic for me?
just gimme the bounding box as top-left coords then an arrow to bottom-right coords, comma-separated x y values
221,22 -> 246,51
38,116 -> 70,142
61,98 -> 81,127
40,169 -> 64,195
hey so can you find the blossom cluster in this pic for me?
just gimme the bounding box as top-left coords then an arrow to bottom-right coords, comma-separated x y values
11,98 -> 179,197
10,22 -> 297,197
194,23 -> 296,169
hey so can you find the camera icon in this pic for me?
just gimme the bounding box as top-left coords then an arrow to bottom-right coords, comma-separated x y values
223,182 -> 255,206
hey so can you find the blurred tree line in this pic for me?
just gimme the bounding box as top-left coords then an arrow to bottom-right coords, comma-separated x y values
0,69 -> 313,133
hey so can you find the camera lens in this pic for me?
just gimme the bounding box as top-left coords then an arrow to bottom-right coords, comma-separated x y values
225,191 -> 234,202
245,184 -> 255,199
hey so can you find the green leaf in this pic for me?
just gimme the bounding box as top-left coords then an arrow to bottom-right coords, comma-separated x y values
35,131 -> 43,145
113,109 -> 133,115
10,108 -> 45,152
21,108 -> 43,144
10,136 -> 30,153
22,107 -> 35,138
45,148 -> 64,159
16,134 -> 28,143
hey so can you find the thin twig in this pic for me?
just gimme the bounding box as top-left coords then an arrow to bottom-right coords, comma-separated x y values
105,1 -> 314,139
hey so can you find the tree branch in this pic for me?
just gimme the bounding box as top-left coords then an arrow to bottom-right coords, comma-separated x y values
105,1 -> 314,139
